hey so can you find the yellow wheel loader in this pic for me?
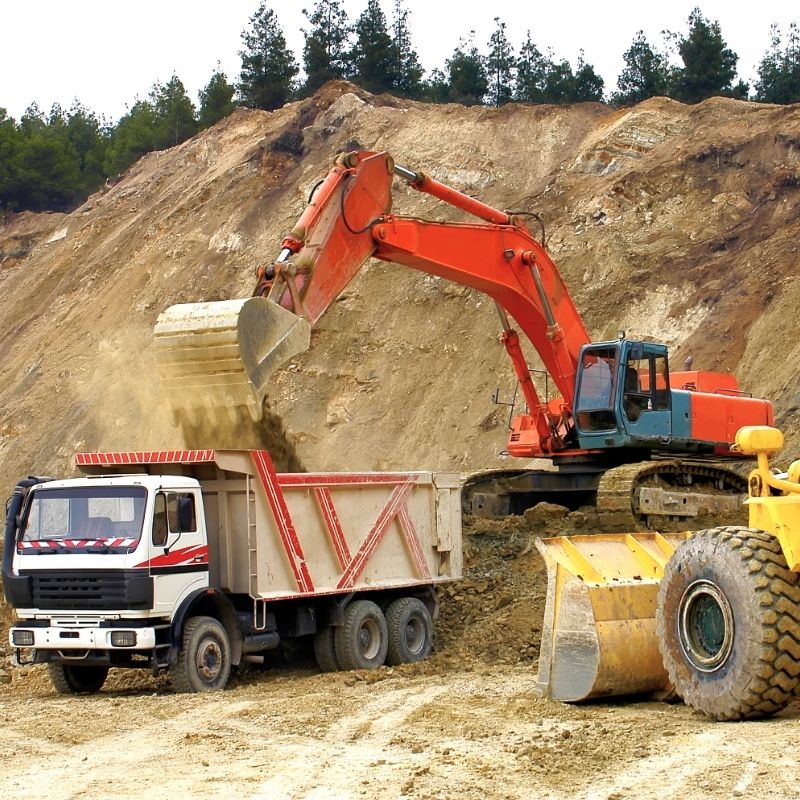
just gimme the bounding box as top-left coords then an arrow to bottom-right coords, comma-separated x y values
536,425 -> 800,720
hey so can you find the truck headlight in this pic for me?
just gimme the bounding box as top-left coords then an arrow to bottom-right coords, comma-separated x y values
110,631 -> 137,647
12,630 -> 34,646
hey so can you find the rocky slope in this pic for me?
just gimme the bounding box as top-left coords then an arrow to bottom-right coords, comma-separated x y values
2,82 -> 800,493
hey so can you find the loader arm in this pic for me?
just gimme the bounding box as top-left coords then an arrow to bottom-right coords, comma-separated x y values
262,150 -> 591,454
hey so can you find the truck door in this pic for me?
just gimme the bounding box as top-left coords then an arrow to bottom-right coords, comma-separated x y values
620,344 -> 671,442
149,490 -> 209,616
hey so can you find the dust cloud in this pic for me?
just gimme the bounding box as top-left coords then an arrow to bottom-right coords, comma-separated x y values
178,398 -> 305,473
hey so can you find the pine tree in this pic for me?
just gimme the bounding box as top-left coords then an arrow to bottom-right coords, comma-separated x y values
104,99 -> 159,175
755,22 -> 800,103
572,52 -> 604,101
515,31 -> 548,103
151,75 -> 198,148
199,66 -> 236,127
14,104 -> 82,211
352,0 -> 394,93
446,34 -> 488,106
390,0 -> 423,98
422,68 -> 450,103
302,0 -> 352,94
238,3 -> 299,110
486,18 -> 515,106
614,31 -> 673,105
672,8 -> 739,103
541,56 -> 574,103
65,102 -> 109,197
0,108 -> 21,210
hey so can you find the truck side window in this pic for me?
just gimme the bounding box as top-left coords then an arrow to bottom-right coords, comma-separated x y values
152,493 -> 168,547
167,493 -> 197,534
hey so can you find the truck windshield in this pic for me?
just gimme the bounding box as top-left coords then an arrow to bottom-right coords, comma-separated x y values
19,486 -> 147,551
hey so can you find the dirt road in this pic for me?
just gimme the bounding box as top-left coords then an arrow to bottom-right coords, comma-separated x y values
2,662 -> 800,800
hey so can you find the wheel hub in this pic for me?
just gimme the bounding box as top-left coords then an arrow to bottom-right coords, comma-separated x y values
678,580 -> 735,672
358,619 -> 380,660
404,619 -> 424,654
196,637 -> 222,681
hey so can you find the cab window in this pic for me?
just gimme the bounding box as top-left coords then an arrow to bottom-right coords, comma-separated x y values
623,351 -> 670,422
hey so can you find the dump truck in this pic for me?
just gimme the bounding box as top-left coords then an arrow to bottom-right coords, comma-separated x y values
154,150 -> 772,530
536,425 -> 800,720
3,448 -> 461,693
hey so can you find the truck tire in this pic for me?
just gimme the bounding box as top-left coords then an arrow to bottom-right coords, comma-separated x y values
656,526 -> 800,720
385,597 -> 433,665
334,600 -> 388,671
313,626 -> 340,673
48,663 -> 108,694
170,616 -> 231,693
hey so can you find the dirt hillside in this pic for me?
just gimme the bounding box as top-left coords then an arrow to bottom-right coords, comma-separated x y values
2,83 -> 800,492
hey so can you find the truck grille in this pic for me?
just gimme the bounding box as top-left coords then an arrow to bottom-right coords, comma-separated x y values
21,570 -> 152,611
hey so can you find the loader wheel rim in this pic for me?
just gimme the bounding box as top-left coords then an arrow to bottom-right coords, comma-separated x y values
678,580 -> 734,672
358,618 -> 381,660
196,637 -> 223,682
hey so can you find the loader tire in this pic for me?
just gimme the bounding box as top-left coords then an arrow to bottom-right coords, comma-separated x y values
313,625 -> 340,673
170,616 -> 231,693
334,600 -> 388,671
385,597 -> 433,665
48,663 -> 108,694
656,526 -> 800,720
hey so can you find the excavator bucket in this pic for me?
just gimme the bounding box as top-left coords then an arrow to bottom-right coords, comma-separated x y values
153,297 -> 311,426
535,531 -> 690,702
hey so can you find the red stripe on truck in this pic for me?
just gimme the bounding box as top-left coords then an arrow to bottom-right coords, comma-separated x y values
251,450 -> 315,593
314,487 -> 352,569
337,480 -> 416,589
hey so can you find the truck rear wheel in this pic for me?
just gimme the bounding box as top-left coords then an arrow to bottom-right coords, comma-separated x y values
170,616 -> 231,692
48,663 -> 108,694
314,626 -> 340,672
385,597 -> 433,665
335,600 -> 388,670
656,526 -> 800,720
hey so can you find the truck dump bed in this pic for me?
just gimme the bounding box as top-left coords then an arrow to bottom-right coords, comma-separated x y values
76,450 -> 462,599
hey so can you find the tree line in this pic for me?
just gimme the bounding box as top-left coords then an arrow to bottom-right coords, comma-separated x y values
2,2 -> 800,214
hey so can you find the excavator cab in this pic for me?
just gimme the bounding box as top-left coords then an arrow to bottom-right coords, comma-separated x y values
574,340 -> 672,450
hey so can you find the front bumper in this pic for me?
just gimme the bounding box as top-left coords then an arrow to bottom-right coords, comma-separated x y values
10,624 -> 157,654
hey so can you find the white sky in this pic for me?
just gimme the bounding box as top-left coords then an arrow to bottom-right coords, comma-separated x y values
2,1 -> 798,122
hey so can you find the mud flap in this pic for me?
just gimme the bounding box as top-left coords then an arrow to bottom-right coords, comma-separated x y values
535,532 -> 690,702
154,297 -> 311,425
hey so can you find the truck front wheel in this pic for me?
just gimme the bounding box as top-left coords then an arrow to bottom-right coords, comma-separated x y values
170,616 -> 231,692
335,600 -> 388,670
48,663 -> 108,694
656,527 -> 800,720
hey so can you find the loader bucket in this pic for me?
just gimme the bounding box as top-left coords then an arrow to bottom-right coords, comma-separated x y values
535,531 -> 690,702
153,297 -> 311,426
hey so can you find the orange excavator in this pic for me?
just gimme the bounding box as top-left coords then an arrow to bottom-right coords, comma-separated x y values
155,150 -> 771,530
153,151 -> 776,708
